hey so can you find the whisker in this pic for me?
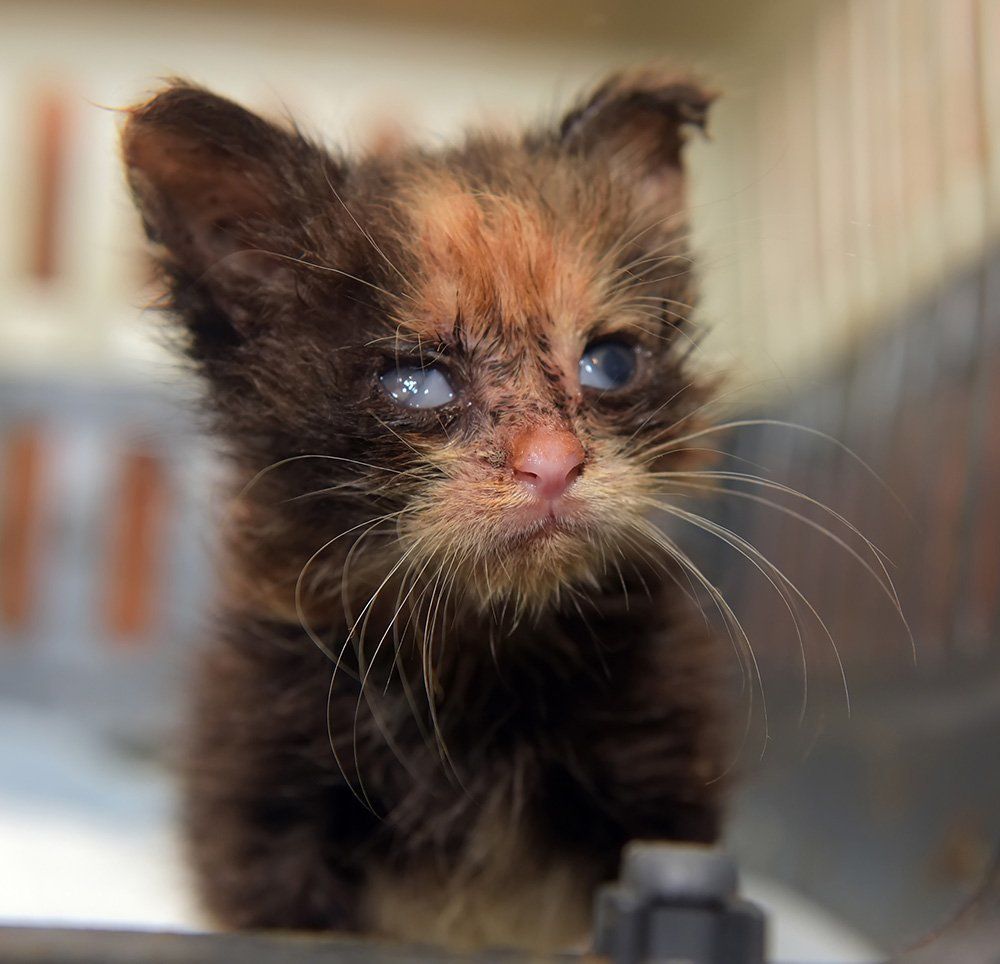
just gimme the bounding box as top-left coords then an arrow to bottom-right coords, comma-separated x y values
645,497 -> 810,723
419,550 -> 466,788
336,537 -> 426,807
239,453 -> 425,501
429,549 -> 471,786
249,248 -> 412,302
650,469 -> 896,571
650,500 -> 851,719
642,418 -> 911,517
630,517 -> 764,774
323,168 -> 416,295
620,375 -> 719,452
352,551 -> 434,789
654,476 -> 911,649
324,663 -> 378,815
293,511 -> 406,681
372,415 -> 431,460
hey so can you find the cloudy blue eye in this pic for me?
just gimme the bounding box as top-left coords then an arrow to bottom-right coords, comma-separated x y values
380,363 -> 455,409
579,339 -> 637,391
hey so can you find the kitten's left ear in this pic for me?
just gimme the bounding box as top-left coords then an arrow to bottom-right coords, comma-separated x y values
557,69 -> 715,208
121,82 -> 338,331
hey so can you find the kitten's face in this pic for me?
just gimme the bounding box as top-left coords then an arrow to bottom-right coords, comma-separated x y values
123,72 -> 714,613
372,175 -> 709,609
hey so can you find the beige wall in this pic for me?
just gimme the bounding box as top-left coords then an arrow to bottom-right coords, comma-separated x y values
1,0 -> 997,396
692,0 -> 1000,388
0,0 -> 733,376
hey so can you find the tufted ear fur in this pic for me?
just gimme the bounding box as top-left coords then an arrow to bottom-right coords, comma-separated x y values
122,82 -> 340,332
557,70 -> 715,212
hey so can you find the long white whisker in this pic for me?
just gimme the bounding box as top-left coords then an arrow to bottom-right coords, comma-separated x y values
644,419 -> 910,516
631,517 -> 764,774
653,501 -> 851,719
250,248 -> 411,302
646,499 -> 810,723
654,476 -> 912,656
651,469 -> 897,572
294,511 -> 405,679
323,169 -> 416,294
351,551 -> 434,788
239,453 -> 424,501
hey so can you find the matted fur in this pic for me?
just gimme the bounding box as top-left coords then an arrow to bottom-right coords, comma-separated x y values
122,68 -> 728,952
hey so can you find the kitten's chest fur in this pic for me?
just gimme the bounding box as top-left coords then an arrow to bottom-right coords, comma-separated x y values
327,608 -> 627,949
184,577 -> 724,951
361,798 -> 598,950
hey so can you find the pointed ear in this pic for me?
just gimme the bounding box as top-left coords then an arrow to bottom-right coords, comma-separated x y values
122,83 -> 336,328
558,70 -> 715,210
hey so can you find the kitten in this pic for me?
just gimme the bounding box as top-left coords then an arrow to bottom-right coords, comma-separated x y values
121,69 -> 728,952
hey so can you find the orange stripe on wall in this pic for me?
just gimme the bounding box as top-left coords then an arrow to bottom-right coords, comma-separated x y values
0,425 -> 45,634
105,451 -> 168,643
31,91 -> 68,282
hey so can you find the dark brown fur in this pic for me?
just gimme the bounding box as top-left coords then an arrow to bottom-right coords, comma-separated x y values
122,69 -> 728,951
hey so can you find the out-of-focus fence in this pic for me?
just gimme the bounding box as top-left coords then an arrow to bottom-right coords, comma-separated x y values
0,376 -> 216,747
712,243 -> 1000,951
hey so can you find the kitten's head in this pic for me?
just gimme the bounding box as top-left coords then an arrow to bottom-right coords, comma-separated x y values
123,70 -> 716,614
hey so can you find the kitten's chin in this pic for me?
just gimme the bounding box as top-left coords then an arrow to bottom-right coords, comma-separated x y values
405,487 -> 629,612
470,526 -> 610,614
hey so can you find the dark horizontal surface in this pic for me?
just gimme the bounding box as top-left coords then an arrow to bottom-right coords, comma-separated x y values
0,926 -> 571,964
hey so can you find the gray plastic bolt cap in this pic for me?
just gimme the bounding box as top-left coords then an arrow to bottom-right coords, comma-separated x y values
620,841 -> 739,903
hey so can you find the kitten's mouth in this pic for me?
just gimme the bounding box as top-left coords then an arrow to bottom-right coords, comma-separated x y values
505,502 -> 583,546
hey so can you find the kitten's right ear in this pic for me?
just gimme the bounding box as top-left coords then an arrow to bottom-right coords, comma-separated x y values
122,83 -> 335,329
556,69 -> 715,214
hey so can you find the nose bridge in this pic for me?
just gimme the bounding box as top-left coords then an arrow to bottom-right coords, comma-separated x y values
484,344 -> 580,474
503,339 -> 566,406
495,363 -> 572,436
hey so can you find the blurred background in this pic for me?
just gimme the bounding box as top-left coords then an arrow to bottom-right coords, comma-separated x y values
1,0 -> 998,961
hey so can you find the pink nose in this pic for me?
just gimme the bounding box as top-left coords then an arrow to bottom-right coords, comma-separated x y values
511,427 -> 586,501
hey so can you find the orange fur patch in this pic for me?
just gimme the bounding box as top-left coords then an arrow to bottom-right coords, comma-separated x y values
400,176 -> 606,352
